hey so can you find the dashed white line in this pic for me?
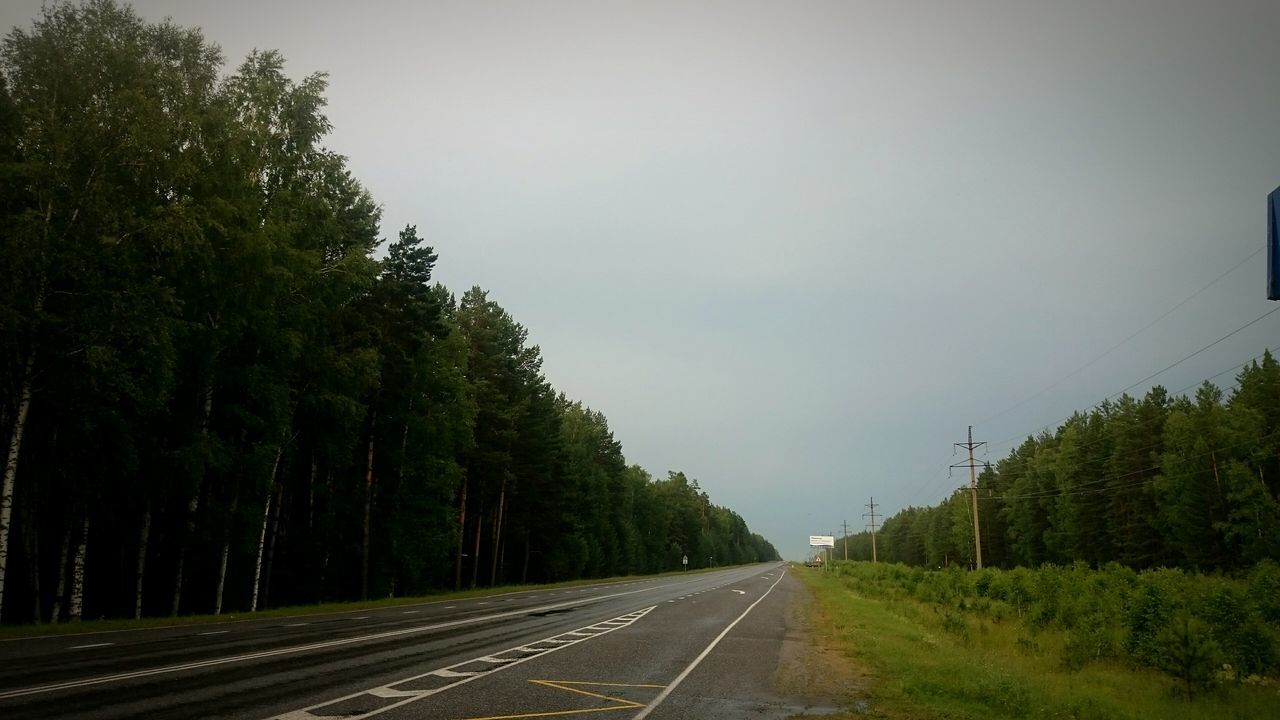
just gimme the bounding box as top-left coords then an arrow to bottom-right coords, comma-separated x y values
67,643 -> 114,650
402,610 -> 420,614
197,630 -> 228,636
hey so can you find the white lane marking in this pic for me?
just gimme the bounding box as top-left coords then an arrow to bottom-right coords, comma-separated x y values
430,669 -> 477,678
444,606 -> 456,609
67,643 -> 114,650
274,606 -> 656,720
368,687 -> 419,698
350,616 -> 370,620
198,631 -> 228,636
731,590 -> 746,595
402,610 -> 419,614
285,623 -> 309,627
0,582 -> 675,701
633,569 -> 787,720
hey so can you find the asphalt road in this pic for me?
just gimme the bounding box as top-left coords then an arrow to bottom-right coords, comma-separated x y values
0,562 -> 823,719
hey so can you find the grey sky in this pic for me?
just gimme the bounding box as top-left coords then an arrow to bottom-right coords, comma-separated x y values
6,0 -> 1279,559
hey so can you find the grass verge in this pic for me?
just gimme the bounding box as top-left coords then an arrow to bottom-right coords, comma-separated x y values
793,565 -> 1278,720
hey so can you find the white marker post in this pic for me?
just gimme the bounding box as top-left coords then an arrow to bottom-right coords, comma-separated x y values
682,554 -> 688,571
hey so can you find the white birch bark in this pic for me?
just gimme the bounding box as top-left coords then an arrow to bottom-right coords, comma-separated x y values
0,353 -> 36,623
250,445 -> 283,612
68,516 -> 89,621
213,495 -> 237,615
134,508 -> 150,619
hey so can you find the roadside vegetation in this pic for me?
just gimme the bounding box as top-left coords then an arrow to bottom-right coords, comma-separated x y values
797,561 -> 1279,720
0,1 -> 778,627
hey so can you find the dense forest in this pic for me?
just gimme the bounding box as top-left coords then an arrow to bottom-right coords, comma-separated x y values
840,354 -> 1280,572
0,1 -> 777,625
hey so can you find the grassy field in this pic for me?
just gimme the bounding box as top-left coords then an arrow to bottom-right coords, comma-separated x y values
794,564 -> 1278,720
0,567 -> 715,641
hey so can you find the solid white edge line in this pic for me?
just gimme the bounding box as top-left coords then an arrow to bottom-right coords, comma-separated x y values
631,568 -> 787,720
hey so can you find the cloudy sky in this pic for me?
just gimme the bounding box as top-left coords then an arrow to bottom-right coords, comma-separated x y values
5,1 -> 1278,558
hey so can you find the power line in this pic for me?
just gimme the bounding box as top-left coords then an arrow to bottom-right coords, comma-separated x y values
1106,304 -> 1280,401
987,348 -> 1274,456
986,305 -> 1280,455
976,246 -> 1262,428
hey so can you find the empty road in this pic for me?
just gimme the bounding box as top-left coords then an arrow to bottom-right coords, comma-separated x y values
0,562 -> 833,719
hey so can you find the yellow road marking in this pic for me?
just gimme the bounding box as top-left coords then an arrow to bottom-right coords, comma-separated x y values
461,680 -> 666,720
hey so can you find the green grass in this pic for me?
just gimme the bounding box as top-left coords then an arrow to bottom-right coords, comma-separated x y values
793,565 -> 1279,720
0,566 -> 717,641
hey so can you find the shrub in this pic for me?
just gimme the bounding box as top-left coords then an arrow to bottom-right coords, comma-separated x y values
1153,614 -> 1222,701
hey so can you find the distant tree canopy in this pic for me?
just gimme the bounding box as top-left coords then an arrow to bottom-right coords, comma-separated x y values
838,354 -> 1280,572
0,1 -> 777,624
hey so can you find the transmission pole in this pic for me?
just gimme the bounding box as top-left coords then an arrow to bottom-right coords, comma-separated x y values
860,497 -> 880,563
952,426 -> 987,569
841,519 -> 850,561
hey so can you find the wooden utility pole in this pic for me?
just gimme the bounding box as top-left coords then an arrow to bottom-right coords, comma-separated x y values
841,519 -> 849,561
952,426 -> 986,569
863,497 -> 880,563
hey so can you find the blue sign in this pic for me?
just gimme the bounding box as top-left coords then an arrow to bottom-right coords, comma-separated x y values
1270,186 -> 1280,300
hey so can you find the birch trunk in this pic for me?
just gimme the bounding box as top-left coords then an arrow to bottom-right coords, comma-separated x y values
454,478 -> 467,591
361,427 -> 375,601
489,484 -> 506,586
250,446 -> 284,612
470,513 -> 483,589
170,492 -> 199,616
261,481 -> 283,608
50,526 -> 69,623
68,516 -> 89,621
213,495 -> 237,615
134,508 -> 150,619
172,383 -> 213,616
0,352 -> 36,623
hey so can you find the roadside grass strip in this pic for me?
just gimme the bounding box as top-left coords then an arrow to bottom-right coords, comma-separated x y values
796,568 -> 1279,720
273,607 -> 655,720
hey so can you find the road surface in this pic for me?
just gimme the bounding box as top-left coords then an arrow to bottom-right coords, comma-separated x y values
0,562 -> 836,719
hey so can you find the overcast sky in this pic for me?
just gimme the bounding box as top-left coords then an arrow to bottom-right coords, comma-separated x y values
5,1 -> 1278,559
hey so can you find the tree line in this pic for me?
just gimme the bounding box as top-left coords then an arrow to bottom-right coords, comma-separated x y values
0,1 -> 777,625
839,353 -> 1280,571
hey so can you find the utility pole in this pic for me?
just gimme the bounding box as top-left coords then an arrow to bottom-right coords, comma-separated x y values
841,519 -> 849,561
863,497 -> 880,563
952,426 -> 986,569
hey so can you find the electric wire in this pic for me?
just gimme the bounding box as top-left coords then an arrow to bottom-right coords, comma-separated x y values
975,246 -> 1262,428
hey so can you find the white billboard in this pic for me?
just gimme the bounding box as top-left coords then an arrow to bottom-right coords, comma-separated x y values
809,535 -> 835,548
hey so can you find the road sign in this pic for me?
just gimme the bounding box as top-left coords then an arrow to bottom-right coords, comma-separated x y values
809,535 -> 835,548
681,554 -> 688,568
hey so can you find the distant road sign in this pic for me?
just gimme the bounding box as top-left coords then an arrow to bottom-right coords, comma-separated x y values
682,554 -> 688,567
809,535 -> 835,548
